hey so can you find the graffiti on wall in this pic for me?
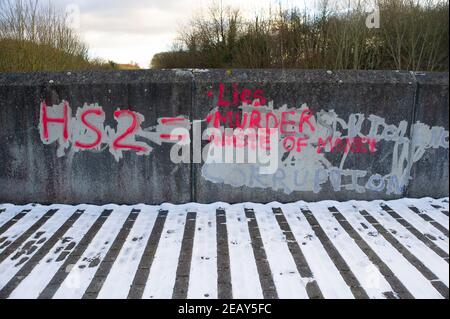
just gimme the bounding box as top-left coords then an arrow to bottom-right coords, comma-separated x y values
202,103 -> 448,195
39,83 -> 449,195
39,101 -> 189,161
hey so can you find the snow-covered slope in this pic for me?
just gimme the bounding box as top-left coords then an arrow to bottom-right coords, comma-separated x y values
0,197 -> 448,299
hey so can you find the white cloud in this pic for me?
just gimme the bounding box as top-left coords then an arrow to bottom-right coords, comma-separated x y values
53,0 -> 317,67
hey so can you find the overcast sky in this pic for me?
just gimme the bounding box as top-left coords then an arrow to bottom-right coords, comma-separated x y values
54,0 -> 320,68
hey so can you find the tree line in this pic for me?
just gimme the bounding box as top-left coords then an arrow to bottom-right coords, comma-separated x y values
152,0 -> 449,71
0,0 -> 113,72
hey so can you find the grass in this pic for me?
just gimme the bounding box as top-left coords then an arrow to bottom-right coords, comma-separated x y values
0,0 -> 113,73
0,38 -> 112,72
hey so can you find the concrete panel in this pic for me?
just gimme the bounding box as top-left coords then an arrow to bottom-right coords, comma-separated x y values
0,70 -> 193,204
407,72 -> 449,198
192,70 -> 434,203
0,69 -> 448,204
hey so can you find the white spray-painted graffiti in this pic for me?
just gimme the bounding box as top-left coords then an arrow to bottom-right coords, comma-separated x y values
201,103 -> 448,195
39,96 -> 449,195
39,101 -> 189,161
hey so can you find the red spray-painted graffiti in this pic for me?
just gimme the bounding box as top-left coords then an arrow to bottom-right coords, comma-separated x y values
39,101 -> 191,160
74,108 -> 104,149
207,83 -> 267,107
204,85 -> 377,154
41,101 -> 69,142
40,101 -> 149,154
38,81 -> 449,197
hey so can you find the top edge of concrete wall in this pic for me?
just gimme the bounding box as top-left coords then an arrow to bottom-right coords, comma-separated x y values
0,69 -> 448,86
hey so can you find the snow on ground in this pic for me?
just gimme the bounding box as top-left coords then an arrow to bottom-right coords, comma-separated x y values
0,198 -> 448,299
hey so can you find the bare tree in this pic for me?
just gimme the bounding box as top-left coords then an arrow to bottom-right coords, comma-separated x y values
153,0 -> 448,71
0,0 -> 88,58
0,0 -> 113,71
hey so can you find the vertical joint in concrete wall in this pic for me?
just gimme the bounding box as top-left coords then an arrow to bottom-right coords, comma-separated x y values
405,71 -> 420,198
189,70 -> 197,203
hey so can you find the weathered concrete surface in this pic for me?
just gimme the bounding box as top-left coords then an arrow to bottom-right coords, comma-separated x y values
0,198 -> 448,299
407,72 -> 449,198
0,70 -> 193,204
0,69 -> 448,204
193,70 -> 421,203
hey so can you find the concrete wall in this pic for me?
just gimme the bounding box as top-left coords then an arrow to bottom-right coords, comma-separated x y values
0,69 -> 448,204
